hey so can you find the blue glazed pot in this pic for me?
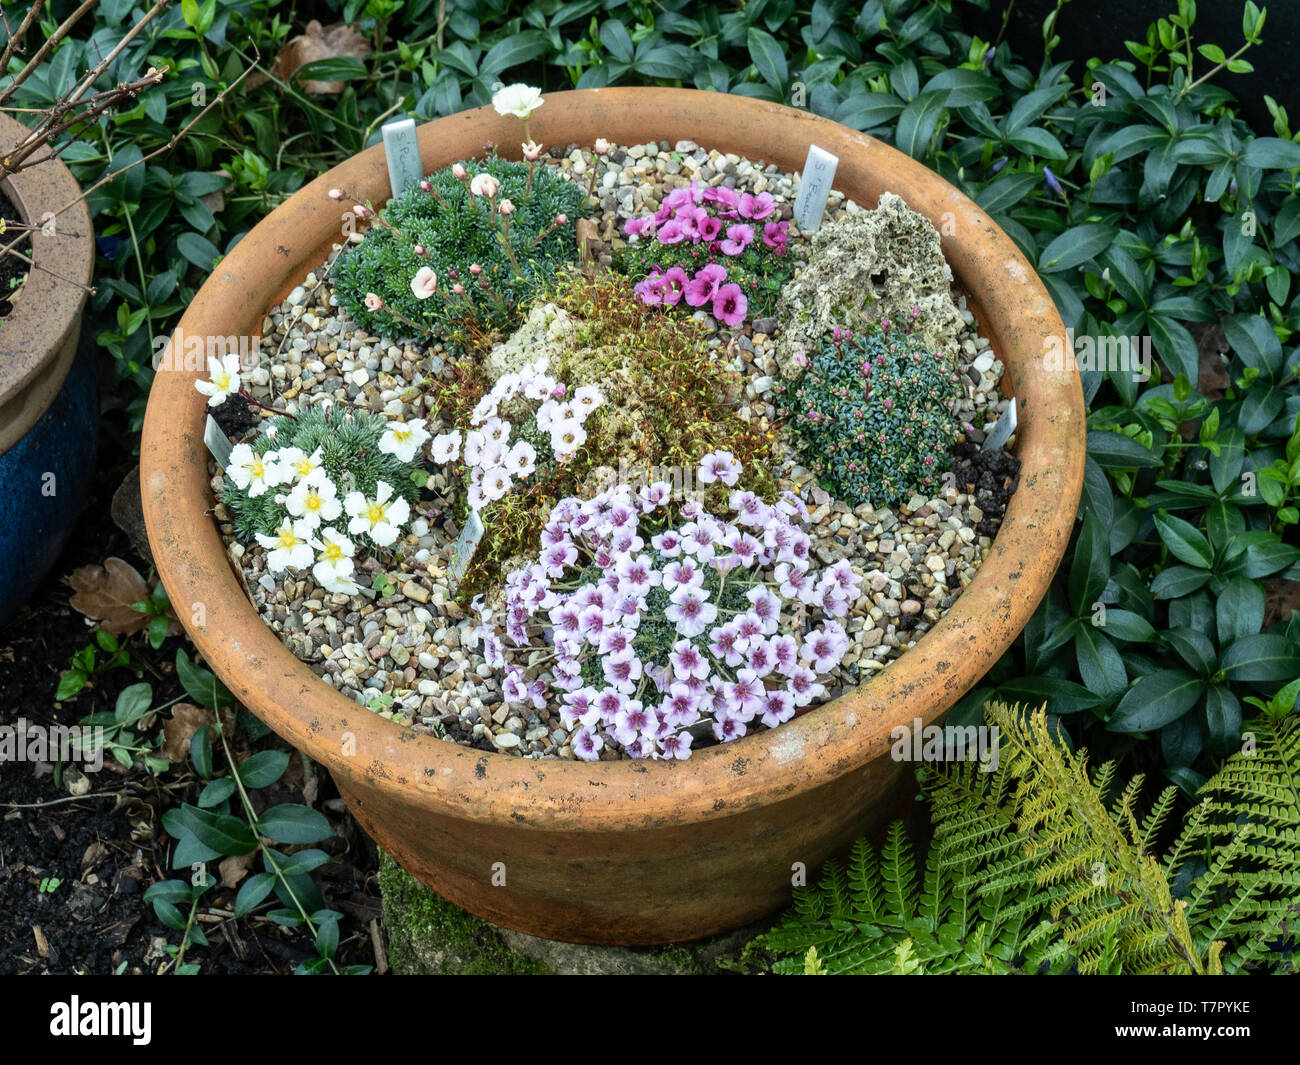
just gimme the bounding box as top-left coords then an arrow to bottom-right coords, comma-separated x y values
0,336 -> 98,627
0,113 -> 96,628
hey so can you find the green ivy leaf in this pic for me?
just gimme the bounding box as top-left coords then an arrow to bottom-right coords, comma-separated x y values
1219,634 -> 1300,682
1038,225 -> 1117,273
237,750 -> 290,789
1153,513 -> 1212,568
1216,577 -> 1266,644
1108,670 -> 1205,732
257,804 -> 333,845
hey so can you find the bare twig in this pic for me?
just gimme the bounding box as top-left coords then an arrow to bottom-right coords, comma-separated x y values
0,0 -> 47,75
2,792 -> 120,809
0,0 -> 97,110
0,49 -> 259,272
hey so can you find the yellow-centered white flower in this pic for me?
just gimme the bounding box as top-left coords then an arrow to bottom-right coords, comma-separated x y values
255,518 -> 316,573
227,443 -> 279,498
344,480 -> 410,547
286,476 -> 342,528
312,527 -> 359,595
379,419 -> 431,463
195,353 -> 242,407
275,446 -> 326,484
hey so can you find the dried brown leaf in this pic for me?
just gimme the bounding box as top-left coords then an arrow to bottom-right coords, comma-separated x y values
160,702 -> 235,764
265,20 -> 368,95
161,703 -> 212,763
218,853 -> 255,889
66,557 -> 150,635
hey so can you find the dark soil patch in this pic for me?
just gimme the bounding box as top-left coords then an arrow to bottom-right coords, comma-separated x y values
948,443 -> 1022,538
0,187 -> 31,317
0,396 -> 383,974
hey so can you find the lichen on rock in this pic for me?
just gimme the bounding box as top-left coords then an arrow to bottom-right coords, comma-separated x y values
774,191 -> 964,379
481,301 -> 577,381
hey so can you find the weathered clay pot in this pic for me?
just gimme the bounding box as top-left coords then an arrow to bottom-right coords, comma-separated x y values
0,112 -> 96,627
141,89 -> 1085,944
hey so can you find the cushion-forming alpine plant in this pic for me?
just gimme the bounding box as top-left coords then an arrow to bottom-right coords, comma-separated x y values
330,153 -> 586,345
779,318 -> 965,509
469,453 -> 861,761
210,401 -> 427,590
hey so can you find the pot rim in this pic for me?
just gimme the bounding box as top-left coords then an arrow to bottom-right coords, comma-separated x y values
0,111 -> 94,456
140,88 -> 1084,832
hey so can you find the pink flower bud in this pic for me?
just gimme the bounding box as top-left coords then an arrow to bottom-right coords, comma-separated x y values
555,213 -> 568,225
469,263 -> 482,275
452,283 -> 464,294
521,140 -> 543,162
594,138 -> 611,155
364,292 -> 384,311
452,163 -> 467,180
328,187 -> 344,200
499,198 -> 515,215
420,180 -> 431,191
353,204 -> 370,218
414,244 -> 425,255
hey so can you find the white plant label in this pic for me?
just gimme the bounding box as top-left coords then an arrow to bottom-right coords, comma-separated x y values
982,397 -> 1018,452
382,118 -> 423,198
448,508 -> 484,582
793,144 -> 838,233
203,415 -> 233,470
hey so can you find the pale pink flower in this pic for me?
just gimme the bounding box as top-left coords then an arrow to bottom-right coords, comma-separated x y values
410,266 -> 438,300
470,173 -> 499,198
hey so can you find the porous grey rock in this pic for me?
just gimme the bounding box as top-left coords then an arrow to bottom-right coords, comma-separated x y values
774,191 -> 964,379
482,301 -> 578,381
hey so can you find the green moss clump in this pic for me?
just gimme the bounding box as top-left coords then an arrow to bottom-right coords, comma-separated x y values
377,851 -> 550,976
777,325 -> 963,508
332,155 -> 586,344
436,272 -> 779,596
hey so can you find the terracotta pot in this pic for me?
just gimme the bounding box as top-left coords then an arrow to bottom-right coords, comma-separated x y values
0,112 -> 96,627
140,89 -> 1085,945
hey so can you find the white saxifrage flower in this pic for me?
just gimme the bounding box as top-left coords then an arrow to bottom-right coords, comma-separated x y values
195,352 -> 243,407
344,480 -> 410,546
312,527 -> 359,595
434,359 -> 601,509
256,519 -> 316,573
227,443 -> 279,498
431,430 -> 462,464
492,83 -> 544,120
285,476 -> 342,529
276,446 -> 325,484
379,419 -> 431,463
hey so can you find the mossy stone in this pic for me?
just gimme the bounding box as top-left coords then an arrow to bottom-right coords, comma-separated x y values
379,850 -> 771,975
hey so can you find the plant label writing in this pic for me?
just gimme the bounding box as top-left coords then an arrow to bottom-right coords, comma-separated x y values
382,118 -> 423,198
982,397 -> 1018,452
203,415 -> 232,471
448,508 -> 484,583
793,144 -> 838,234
